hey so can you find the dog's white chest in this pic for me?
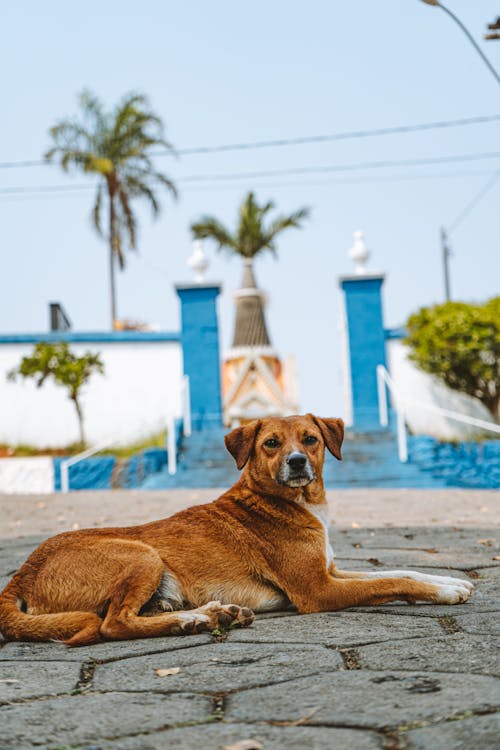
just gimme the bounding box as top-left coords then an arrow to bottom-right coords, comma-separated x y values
296,498 -> 334,567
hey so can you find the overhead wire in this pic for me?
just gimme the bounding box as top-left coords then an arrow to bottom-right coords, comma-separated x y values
0,113 -> 499,169
447,169 -> 500,234
1,150 -> 500,198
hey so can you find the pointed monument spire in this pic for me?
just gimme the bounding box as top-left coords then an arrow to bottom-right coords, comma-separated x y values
231,259 -> 271,348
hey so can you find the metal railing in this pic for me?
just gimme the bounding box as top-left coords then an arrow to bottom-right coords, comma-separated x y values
60,376 -> 191,489
376,364 -> 500,463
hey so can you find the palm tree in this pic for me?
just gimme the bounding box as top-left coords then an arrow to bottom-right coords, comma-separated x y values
191,191 -> 309,263
191,192 -> 309,351
45,90 -> 177,327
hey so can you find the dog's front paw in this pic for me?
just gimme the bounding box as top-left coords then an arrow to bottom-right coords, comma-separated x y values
433,579 -> 473,604
197,600 -> 255,630
429,574 -> 474,593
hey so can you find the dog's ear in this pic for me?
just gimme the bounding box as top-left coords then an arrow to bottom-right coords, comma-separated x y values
224,420 -> 261,470
308,415 -> 344,461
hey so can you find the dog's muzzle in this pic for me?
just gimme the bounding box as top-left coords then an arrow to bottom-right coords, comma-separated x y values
277,451 -> 315,487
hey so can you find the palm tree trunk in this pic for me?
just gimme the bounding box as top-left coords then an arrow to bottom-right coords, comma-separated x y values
109,194 -> 118,329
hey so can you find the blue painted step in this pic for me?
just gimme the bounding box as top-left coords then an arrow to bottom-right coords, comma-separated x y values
141,427 -> 239,489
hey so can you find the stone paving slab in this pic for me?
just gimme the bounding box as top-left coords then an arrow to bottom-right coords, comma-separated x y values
93,642 -> 343,694
0,494 -> 499,749
1,692 -> 211,749
75,723 -> 383,750
226,610 -> 443,647
357,633 -> 500,676
454,611 -> 500,636
406,713 -> 500,750
0,633 -> 214,662
0,660 -> 81,701
227,671 -> 500,728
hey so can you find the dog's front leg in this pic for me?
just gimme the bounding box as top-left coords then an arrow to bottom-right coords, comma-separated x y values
329,564 -> 474,599
282,567 -> 473,613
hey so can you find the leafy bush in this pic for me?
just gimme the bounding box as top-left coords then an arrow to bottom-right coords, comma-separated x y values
404,298 -> 500,420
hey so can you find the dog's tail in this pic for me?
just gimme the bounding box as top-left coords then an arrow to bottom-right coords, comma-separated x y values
0,578 -> 102,646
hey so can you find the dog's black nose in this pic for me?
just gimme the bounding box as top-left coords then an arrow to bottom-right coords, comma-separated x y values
287,452 -> 307,470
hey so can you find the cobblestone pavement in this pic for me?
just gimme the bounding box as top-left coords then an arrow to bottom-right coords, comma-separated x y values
0,493 -> 499,749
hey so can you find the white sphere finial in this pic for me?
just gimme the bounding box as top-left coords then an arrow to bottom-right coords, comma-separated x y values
187,239 -> 209,283
348,230 -> 370,274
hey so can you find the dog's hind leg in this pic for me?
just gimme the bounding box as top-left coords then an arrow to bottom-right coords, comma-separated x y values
99,550 -> 254,642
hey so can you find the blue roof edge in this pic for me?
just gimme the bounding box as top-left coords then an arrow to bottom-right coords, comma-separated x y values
384,327 -> 407,340
0,331 -> 180,344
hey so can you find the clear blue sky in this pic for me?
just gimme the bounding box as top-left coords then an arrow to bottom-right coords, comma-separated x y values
2,1 -> 499,417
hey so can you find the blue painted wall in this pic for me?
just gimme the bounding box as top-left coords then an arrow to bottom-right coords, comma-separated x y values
176,284 -> 223,429
341,275 -> 387,430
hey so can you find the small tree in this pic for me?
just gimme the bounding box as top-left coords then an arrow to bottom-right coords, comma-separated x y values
404,298 -> 500,420
8,342 -> 104,447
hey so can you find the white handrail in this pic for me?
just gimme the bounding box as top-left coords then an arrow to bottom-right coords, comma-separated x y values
60,410 -> 184,489
167,414 -> 177,475
377,366 -> 408,462
60,438 -> 116,493
182,375 -> 191,437
376,364 -> 500,463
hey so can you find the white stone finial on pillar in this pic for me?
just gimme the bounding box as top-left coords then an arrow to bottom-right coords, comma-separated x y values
348,230 -> 370,274
187,239 -> 209,283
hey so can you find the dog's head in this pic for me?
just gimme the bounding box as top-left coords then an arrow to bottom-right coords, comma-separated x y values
224,414 -> 344,490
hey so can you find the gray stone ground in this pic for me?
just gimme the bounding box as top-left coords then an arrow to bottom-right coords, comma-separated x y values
0,490 -> 499,749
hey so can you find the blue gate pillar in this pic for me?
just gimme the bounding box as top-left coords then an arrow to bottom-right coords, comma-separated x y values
338,232 -> 387,431
175,283 -> 223,430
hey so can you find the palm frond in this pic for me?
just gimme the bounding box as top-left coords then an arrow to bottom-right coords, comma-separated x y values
151,171 -> 178,200
191,218 -> 237,252
110,199 -> 125,270
191,191 -> 309,259
118,186 -> 137,250
125,176 -> 160,218
92,183 -> 104,236
263,207 -> 310,247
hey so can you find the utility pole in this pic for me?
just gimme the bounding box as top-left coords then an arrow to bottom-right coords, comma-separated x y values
440,227 -> 452,301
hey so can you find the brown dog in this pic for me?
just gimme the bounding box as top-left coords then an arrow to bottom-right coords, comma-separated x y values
0,414 -> 473,646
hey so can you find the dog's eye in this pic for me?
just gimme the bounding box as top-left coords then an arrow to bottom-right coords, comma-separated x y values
264,438 -> 280,449
304,435 -> 318,445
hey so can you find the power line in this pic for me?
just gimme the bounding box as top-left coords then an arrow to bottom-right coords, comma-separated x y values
0,167 -> 498,201
178,151 -> 500,182
1,113 -> 499,169
0,184 -> 93,195
447,169 -> 500,234
181,170 -> 497,192
176,113 -> 500,155
1,151 -> 500,197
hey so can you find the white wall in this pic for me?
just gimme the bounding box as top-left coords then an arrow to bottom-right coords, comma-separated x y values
387,340 -> 494,440
0,341 -> 183,447
0,457 -> 54,493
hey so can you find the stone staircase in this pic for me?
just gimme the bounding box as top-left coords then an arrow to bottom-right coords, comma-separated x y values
141,427 -> 452,490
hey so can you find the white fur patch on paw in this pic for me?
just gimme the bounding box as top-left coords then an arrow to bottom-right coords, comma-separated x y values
433,582 -> 473,604
177,613 -> 210,624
